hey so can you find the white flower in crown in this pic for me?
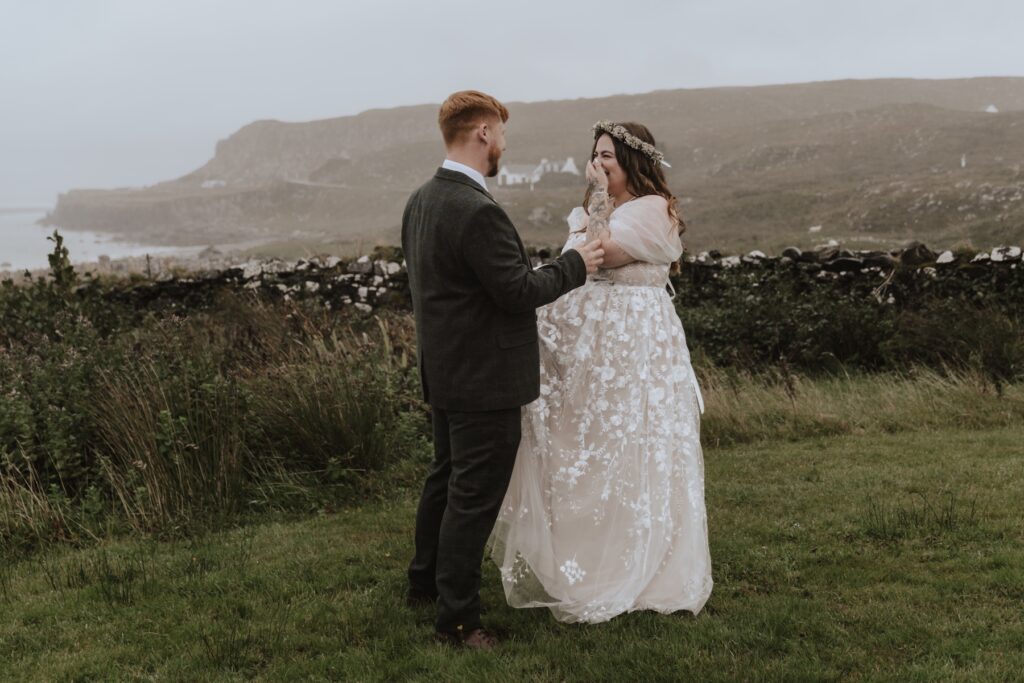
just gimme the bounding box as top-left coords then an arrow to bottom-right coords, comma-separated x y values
592,121 -> 672,168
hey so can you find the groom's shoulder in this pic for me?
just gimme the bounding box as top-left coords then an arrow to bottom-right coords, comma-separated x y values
437,171 -> 492,198
416,172 -> 497,211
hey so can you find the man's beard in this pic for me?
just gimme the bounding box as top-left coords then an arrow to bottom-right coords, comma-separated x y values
486,143 -> 501,177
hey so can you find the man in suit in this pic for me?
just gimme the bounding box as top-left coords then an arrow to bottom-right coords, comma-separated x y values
403,90 -> 604,649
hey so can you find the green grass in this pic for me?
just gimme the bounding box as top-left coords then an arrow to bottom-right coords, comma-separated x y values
2,427 -> 1022,681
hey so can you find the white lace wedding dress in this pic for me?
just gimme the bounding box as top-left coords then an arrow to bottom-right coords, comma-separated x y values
489,195 -> 713,623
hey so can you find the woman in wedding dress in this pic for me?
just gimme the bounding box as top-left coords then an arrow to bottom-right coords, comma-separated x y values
490,121 -> 712,624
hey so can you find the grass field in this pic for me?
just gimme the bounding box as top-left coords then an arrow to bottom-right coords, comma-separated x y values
2,426 -> 1021,682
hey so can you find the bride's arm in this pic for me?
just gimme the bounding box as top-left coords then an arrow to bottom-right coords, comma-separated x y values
585,163 -> 637,269
594,236 -> 637,268
571,227 -> 634,267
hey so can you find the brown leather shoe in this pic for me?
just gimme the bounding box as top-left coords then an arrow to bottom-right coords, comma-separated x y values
434,627 -> 499,650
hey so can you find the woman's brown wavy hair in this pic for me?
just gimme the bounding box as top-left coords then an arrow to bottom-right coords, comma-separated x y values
583,122 -> 685,236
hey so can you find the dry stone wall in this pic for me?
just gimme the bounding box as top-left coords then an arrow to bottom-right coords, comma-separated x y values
65,242 -> 1022,315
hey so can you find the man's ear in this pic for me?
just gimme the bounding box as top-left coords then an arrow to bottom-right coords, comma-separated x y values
477,121 -> 490,145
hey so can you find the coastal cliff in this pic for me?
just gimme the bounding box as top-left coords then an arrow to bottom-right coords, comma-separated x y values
45,78 -> 1024,253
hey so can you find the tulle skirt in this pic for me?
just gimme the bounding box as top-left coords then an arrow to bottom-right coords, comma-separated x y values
489,279 -> 713,623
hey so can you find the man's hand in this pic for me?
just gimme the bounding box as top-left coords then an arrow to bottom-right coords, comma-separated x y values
574,239 -> 605,274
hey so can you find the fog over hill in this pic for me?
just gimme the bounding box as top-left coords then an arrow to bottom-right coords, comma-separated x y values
45,78 -> 1024,253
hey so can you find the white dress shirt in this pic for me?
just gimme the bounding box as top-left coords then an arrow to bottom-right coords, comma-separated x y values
441,159 -> 487,191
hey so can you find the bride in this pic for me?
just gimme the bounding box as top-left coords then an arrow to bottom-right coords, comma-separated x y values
489,121 -> 712,623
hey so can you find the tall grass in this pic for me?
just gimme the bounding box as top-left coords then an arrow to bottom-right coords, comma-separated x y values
698,364 -> 1024,447
0,465 -> 73,548
0,306 -> 429,552
249,321 -> 418,481
94,363 -> 250,533
862,490 -> 980,541
0,462 -> 108,554
5,356 -> 1017,554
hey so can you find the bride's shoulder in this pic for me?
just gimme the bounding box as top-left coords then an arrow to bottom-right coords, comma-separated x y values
616,194 -> 667,215
620,195 -> 675,234
636,194 -> 673,216
617,194 -> 668,220
635,194 -> 668,209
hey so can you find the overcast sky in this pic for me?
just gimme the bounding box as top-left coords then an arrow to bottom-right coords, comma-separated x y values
1,0 -> 1022,206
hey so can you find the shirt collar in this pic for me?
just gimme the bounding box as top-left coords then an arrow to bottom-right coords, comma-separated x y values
441,158 -> 487,191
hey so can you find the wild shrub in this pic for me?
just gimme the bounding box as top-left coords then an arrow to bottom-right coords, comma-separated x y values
882,302 -> 1024,393
675,259 -> 1024,379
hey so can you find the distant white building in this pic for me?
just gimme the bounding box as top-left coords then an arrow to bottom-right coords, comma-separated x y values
537,157 -> 580,175
985,104 -> 999,114
497,157 -> 580,190
497,164 -> 543,189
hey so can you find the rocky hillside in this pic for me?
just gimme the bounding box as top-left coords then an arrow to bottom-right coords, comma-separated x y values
45,78 -> 1024,253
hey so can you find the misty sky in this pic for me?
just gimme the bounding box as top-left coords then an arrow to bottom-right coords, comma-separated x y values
1,0 -> 1022,206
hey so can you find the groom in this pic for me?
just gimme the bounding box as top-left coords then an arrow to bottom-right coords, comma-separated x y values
402,90 -> 604,649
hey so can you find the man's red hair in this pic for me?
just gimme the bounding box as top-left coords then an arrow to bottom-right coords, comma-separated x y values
438,90 -> 509,146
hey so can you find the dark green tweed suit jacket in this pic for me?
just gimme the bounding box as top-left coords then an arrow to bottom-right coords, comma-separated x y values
401,167 -> 586,411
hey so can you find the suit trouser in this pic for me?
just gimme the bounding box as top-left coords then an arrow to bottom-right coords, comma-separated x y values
408,405 -> 521,634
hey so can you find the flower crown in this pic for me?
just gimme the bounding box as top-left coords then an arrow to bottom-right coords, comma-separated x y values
591,121 -> 671,168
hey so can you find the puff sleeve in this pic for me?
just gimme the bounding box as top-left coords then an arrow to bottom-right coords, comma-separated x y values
606,195 -> 682,265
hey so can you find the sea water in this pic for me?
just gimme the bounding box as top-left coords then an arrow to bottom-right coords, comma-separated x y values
0,208 -> 185,271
